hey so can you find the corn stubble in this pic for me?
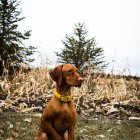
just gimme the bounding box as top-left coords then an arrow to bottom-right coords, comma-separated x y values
0,66 -> 140,118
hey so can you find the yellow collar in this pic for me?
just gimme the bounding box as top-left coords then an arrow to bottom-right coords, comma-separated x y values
54,90 -> 73,102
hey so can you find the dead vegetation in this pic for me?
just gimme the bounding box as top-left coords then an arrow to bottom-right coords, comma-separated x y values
0,66 -> 140,120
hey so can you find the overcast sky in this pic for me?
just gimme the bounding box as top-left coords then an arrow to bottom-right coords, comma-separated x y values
19,0 -> 140,76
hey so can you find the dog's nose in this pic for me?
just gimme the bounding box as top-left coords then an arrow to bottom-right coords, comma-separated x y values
77,77 -> 84,83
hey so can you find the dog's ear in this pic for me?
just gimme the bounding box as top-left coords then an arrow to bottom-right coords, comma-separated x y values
49,65 -> 63,86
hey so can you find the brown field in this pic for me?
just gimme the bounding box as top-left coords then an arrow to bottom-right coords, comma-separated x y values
0,67 -> 140,139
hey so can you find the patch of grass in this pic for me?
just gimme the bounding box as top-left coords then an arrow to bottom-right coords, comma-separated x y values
0,112 -> 40,140
0,112 -> 140,140
77,117 -> 140,140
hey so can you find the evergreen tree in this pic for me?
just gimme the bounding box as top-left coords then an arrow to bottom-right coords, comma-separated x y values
56,23 -> 108,70
0,0 -> 36,74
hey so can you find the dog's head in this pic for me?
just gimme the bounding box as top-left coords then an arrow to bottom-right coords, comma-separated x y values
49,64 -> 83,87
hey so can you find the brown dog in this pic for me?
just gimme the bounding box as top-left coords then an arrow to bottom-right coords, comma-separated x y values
36,64 -> 83,140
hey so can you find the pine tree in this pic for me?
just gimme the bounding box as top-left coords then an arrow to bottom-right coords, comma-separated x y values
56,23 -> 108,70
0,0 -> 36,74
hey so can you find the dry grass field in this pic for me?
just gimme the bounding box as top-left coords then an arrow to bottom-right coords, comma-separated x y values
0,66 -> 140,139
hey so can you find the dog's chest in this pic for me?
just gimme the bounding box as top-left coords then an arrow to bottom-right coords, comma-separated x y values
53,103 -> 76,132
61,106 -> 74,121
57,103 -> 76,122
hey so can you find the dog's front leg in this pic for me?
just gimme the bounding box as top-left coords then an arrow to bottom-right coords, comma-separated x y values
68,126 -> 75,140
44,120 -> 63,140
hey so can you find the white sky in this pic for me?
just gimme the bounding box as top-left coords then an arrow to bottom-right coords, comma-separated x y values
19,0 -> 140,76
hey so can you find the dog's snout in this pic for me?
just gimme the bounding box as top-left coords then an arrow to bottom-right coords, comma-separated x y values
77,77 -> 83,83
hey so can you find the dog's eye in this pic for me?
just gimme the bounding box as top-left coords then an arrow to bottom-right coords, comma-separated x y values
67,69 -> 73,75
